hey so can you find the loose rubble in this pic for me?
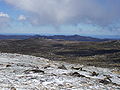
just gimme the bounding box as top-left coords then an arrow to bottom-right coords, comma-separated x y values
0,53 -> 119,90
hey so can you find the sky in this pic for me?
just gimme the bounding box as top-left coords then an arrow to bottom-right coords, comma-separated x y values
0,0 -> 120,36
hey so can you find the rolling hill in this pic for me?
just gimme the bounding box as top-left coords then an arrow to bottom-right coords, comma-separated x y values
0,38 -> 119,68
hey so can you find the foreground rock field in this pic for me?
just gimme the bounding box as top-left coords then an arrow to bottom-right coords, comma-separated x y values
0,53 -> 119,90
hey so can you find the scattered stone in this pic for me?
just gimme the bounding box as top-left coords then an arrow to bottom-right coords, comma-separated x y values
51,73 -> 57,76
6,64 -> 11,67
64,83 -> 73,88
24,69 -> 44,74
62,73 -> 69,76
104,75 -> 112,82
99,79 -> 111,85
58,65 -> 67,70
58,84 -> 64,87
70,72 -> 85,77
44,65 -> 51,69
112,83 -> 120,87
71,67 -> 82,70
11,87 -> 16,90
91,71 -> 99,76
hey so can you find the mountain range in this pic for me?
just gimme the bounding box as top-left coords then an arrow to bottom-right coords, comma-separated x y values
0,34 -> 111,41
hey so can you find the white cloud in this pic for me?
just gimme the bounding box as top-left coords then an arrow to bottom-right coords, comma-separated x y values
4,0 -> 120,26
18,15 -> 26,21
0,12 -> 9,18
0,12 -> 10,28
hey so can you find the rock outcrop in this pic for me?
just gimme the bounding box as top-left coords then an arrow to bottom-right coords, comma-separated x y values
0,53 -> 119,90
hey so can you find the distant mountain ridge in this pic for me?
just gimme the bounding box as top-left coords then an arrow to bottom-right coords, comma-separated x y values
33,35 -> 109,42
0,35 -> 32,40
0,34 -> 110,41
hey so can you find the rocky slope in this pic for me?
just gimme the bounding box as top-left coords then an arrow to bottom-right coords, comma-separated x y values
0,53 -> 119,90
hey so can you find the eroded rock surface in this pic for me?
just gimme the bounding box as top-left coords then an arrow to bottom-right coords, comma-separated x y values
0,53 -> 119,90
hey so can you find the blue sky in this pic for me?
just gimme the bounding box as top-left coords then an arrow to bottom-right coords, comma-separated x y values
0,0 -> 120,36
